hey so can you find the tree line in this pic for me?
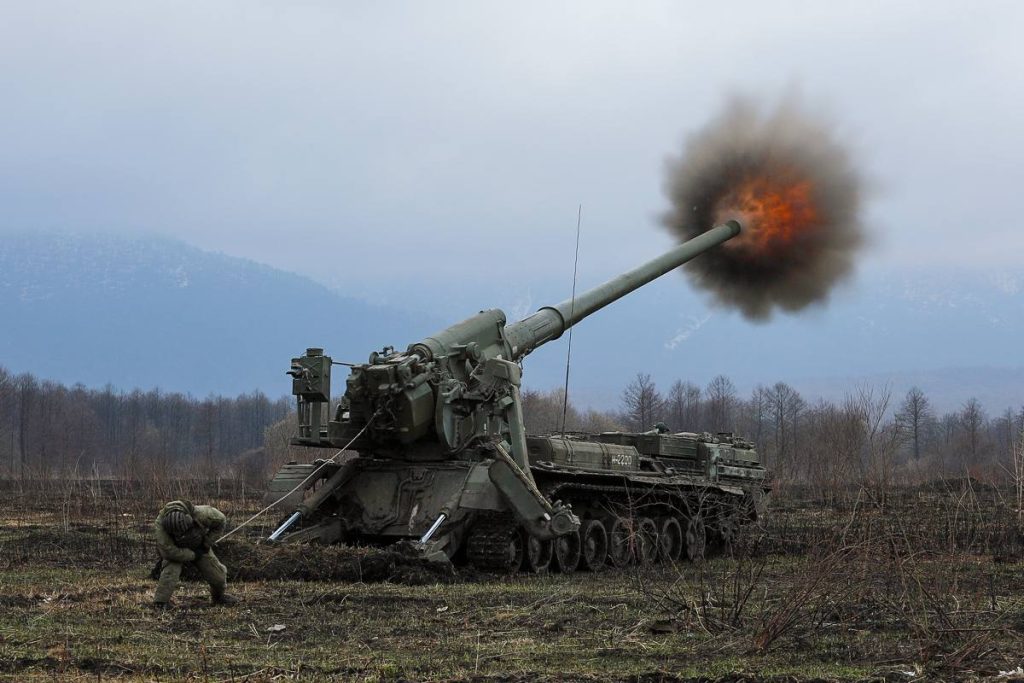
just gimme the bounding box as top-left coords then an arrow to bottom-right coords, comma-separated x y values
524,374 -> 1024,494
0,366 -> 290,480
3,362 -> 1022,494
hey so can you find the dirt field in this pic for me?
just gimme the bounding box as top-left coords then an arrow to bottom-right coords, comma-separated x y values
2,484 -> 1024,682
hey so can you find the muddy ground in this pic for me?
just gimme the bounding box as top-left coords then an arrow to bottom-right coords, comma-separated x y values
2,490 -> 1024,682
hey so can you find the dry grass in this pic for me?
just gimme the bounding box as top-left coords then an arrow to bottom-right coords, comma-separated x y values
2,479 -> 1024,682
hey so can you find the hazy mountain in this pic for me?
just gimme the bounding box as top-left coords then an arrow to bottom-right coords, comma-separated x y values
520,264 -> 1024,416
1,232 -> 1020,416
0,232 -> 439,396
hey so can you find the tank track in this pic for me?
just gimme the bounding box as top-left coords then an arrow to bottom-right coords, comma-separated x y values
465,513 -> 521,571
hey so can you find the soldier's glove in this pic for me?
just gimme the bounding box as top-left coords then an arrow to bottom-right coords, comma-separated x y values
193,544 -> 208,559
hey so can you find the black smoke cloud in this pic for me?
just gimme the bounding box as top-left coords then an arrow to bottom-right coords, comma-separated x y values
662,96 -> 865,321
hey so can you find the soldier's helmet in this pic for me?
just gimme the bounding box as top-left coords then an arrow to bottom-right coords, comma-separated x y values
162,510 -> 194,536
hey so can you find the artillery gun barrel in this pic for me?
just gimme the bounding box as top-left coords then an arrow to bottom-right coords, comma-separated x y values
504,220 -> 741,359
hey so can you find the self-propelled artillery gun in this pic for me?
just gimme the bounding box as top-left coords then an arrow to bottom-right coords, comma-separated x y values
265,220 -> 770,572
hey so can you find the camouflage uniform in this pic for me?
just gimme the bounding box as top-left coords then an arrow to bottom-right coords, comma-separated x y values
153,500 -> 236,606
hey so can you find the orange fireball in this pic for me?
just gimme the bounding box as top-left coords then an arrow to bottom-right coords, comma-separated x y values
716,175 -> 819,253
662,97 -> 863,319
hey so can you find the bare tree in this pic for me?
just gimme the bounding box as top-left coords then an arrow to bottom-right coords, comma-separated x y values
896,386 -> 933,461
1013,421 -> 1024,524
767,382 -> 806,480
704,375 -> 737,433
16,374 -> 36,480
521,388 -> 622,434
664,380 -> 702,432
621,373 -> 664,432
751,385 -> 769,447
802,399 -> 860,500
0,368 -> 12,475
578,409 -> 625,433
853,385 -> 901,494
523,388 -> 583,434
959,398 -> 987,468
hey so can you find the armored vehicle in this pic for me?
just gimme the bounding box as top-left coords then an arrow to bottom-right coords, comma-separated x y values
265,220 -> 770,571
524,429 -> 767,570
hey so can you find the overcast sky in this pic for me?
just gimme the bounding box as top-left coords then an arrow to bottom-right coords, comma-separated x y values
2,2 -> 1022,311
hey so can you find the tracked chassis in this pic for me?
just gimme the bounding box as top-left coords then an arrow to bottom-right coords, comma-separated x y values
267,429 -> 769,573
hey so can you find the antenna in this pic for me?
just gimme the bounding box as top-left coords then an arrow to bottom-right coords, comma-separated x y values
560,205 -> 582,436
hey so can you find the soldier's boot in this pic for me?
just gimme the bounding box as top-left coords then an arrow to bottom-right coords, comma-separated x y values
150,600 -> 173,609
198,552 -> 234,605
210,586 -> 239,606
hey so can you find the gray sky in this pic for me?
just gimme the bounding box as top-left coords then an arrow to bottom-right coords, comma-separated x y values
2,1 -> 1023,311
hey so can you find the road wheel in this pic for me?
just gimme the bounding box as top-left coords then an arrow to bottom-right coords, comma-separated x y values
553,529 -> 582,573
521,532 -> 553,573
685,515 -> 707,562
658,517 -> 683,562
579,519 -> 608,572
607,517 -> 633,568
637,517 -> 658,565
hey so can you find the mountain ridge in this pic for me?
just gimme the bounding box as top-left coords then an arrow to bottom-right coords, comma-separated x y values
1,231 -> 1020,415
0,230 -> 439,396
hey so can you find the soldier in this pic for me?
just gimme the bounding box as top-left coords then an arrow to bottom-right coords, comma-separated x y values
152,500 -> 239,607
643,422 -> 672,435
